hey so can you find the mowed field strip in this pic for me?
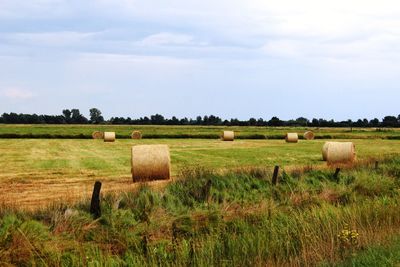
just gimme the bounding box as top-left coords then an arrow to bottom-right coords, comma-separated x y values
2,124 -> 400,139
1,138 -> 400,208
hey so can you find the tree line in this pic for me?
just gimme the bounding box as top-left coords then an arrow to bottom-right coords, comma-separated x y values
1,108 -> 400,127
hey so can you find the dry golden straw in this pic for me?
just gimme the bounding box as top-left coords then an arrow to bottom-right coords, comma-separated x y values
323,142 -> 356,164
131,131 -> 142,139
285,133 -> 298,143
303,131 -> 315,140
103,132 -> 116,142
221,131 -> 234,141
92,131 -> 104,139
131,144 -> 171,182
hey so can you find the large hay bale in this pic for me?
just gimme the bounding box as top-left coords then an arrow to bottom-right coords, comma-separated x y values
324,142 -> 355,164
131,145 -> 171,182
104,132 -> 116,142
303,131 -> 315,140
92,131 -> 104,139
221,131 -> 234,141
131,131 -> 142,139
285,133 -> 298,143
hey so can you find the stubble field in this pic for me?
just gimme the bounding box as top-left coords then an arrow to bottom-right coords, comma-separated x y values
0,136 -> 399,208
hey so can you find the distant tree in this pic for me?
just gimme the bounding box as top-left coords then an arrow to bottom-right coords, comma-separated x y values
62,109 -> 72,123
223,119 -> 230,126
142,116 -> 150,124
169,116 -> 179,125
229,118 -> 239,126
180,117 -> 189,125
256,118 -> 265,126
248,118 -> 257,126
310,118 -> 319,127
89,108 -> 104,124
295,117 -> 309,126
208,115 -> 222,125
354,119 -> 362,127
70,109 -> 88,124
382,116 -> 398,127
369,118 -> 380,127
150,114 -> 165,124
317,118 -> 330,127
195,116 -> 202,125
268,116 -> 283,126
202,116 -> 209,125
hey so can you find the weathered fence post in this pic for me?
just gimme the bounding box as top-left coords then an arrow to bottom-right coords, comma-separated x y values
141,233 -> 148,258
333,168 -> 340,183
90,181 -> 102,218
272,166 -> 279,186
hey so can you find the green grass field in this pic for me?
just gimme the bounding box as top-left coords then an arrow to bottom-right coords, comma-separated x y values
1,125 -> 400,266
1,138 -> 399,181
1,124 -> 400,139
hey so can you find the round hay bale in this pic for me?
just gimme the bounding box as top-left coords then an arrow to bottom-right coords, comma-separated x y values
92,131 -> 104,139
131,130 -> 142,139
285,133 -> 298,143
221,131 -> 234,141
303,131 -> 315,140
131,144 -> 171,182
324,142 -> 355,164
104,132 -> 116,142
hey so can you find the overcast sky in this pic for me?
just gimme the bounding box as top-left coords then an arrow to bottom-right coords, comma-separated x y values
0,0 -> 399,120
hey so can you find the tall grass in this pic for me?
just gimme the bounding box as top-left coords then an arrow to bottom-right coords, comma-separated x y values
1,157 -> 400,265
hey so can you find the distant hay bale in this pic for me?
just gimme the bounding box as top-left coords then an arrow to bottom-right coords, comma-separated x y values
303,131 -> 315,140
131,144 -> 171,182
92,131 -> 103,139
285,133 -> 298,143
221,131 -> 234,141
131,131 -> 142,139
324,142 -> 356,164
104,132 -> 116,142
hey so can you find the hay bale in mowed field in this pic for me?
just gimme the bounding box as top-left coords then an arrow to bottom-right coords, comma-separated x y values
131,145 -> 171,182
131,131 -> 142,139
92,131 -> 104,139
303,131 -> 315,140
104,132 -> 116,142
285,133 -> 298,143
324,142 -> 355,164
221,131 -> 234,141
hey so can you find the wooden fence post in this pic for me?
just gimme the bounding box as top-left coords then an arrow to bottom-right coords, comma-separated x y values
272,166 -> 279,186
90,181 -> 102,218
333,168 -> 340,183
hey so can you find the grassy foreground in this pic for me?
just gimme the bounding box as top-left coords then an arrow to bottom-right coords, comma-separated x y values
1,157 -> 400,266
1,124 -> 400,139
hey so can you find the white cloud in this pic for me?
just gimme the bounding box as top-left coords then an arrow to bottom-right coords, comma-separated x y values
262,33 -> 400,62
4,31 -> 99,47
1,88 -> 34,99
137,32 -> 196,46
